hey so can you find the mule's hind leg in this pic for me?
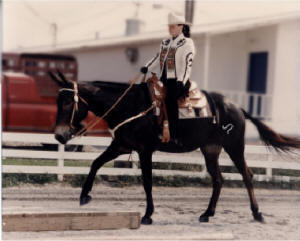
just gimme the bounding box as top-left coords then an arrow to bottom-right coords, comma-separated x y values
224,141 -> 264,222
199,144 -> 223,222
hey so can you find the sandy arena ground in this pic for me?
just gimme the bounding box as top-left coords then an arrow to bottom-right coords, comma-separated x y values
2,184 -> 300,240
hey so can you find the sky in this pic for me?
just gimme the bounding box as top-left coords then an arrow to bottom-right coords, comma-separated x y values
3,0 -> 300,51
2,0 -> 184,51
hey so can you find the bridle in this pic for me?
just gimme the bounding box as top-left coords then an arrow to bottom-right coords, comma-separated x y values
59,81 -> 89,130
59,73 -> 155,139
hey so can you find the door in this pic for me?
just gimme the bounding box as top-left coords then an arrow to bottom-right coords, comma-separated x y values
247,52 -> 268,117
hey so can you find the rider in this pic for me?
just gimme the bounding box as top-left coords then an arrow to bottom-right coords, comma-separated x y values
140,12 -> 195,144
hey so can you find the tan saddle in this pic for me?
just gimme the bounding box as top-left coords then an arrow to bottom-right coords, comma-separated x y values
178,81 -> 207,109
146,74 -> 211,142
177,81 -> 211,118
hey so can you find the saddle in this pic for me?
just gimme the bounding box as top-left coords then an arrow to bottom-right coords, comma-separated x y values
178,81 -> 212,119
146,74 -> 214,143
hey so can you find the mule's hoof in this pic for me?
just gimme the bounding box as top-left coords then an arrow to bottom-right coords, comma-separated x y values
80,195 -> 92,206
253,212 -> 265,223
141,216 -> 153,225
199,215 -> 209,223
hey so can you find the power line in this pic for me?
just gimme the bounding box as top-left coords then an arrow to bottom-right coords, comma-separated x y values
22,2 -> 51,26
60,3 -> 129,31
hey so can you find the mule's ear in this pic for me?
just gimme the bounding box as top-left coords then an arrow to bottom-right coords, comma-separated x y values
48,71 -> 65,87
56,69 -> 73,85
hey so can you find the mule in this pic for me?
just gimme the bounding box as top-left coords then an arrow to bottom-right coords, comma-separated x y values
50,71 -> 300,224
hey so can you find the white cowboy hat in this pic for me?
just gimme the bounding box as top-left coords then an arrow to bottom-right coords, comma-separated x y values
168,12 -> 191,25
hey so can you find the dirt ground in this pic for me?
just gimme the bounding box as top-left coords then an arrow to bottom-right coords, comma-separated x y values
2,183 -> 300,240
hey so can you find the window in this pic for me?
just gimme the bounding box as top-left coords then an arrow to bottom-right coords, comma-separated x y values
49,62 -> 56,68
25,70 -> 36,76
65,73 -> 74,79
38,61 -> 47,68
2,59 -> 7,67
68,63 -> 75,69
25,61 -> 36,67
37,71 -> 45,76
8,59 -> 15,66
57,62 -> 65,69
3,59 -> 15,67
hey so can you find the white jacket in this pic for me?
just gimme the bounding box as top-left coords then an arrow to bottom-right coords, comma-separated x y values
145,33 -> 195,85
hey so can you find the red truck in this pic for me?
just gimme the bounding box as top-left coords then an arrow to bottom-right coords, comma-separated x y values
2,53 -> 109,140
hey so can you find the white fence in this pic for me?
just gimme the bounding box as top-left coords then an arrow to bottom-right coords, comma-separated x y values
2,132 -> 300,183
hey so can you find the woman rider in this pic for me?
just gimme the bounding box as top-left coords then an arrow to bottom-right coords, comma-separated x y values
140,12 -> 195,144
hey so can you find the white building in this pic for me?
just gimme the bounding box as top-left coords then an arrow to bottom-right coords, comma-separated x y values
4,1 -> 300,137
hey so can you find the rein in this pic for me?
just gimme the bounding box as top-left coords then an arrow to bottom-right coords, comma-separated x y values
62,73 -> 150,139
108,104 -> 155,138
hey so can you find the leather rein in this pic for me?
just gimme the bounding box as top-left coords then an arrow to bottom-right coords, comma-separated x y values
60,73 -> 155,139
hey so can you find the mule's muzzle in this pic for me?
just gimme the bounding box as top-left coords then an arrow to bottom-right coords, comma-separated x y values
54,125 -> 73,144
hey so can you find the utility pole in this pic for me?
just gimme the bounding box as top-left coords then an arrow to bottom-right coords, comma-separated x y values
133,1 -> 141,18
51,23 -> 57,47
185,0 -> 195,24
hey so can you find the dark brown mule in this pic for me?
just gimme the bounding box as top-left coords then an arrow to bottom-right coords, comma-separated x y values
50,70 -> 300,225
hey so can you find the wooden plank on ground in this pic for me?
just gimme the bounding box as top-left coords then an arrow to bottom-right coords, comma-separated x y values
2,212 -> 140,232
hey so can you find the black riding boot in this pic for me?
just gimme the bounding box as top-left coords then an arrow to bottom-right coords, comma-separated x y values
165,79 -> 182,146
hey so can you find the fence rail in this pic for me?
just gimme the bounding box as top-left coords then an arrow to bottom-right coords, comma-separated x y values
2,132 -> 300,183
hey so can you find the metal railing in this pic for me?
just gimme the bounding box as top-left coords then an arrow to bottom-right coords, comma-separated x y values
220,90 -> 272,119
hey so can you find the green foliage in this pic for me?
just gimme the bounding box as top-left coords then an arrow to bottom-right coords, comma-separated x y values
2,174 -> 57,187
2,158 -> 57,166
2,173 -> 300,189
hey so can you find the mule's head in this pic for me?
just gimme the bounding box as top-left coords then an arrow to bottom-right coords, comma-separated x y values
49,70 -> 89,144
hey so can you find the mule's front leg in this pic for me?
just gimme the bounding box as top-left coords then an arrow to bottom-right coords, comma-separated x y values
80,144 -> 122,205
139,150 -> 154,225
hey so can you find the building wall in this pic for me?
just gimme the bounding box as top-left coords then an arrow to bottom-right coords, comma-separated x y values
72,46 -> 143,82
67,23 -> 300,136
73,39 -> 201,83
71,25 -> 277,94
203,25 -> 277,93
208,31 -> 248,91
271,19 -> 300,135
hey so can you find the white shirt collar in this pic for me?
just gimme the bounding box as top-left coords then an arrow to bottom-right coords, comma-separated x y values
170,33 -> 185,46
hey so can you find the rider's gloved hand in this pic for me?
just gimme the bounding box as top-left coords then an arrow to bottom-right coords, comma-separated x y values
177,80 -> 191,99
140,66 -> 148,74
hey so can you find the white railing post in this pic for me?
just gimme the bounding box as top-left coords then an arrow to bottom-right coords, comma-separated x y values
132,161 -> 138,169
58,144 -> 65,181
200,164 -> 208,179
252,94 -> 258,117
266,153 -> 273,181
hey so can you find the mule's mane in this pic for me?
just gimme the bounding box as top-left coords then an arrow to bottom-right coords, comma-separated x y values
78,80 -> 144,98
93,80 -> 130,88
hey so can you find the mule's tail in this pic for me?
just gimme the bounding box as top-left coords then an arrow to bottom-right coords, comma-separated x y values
242,109 -> 300,153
